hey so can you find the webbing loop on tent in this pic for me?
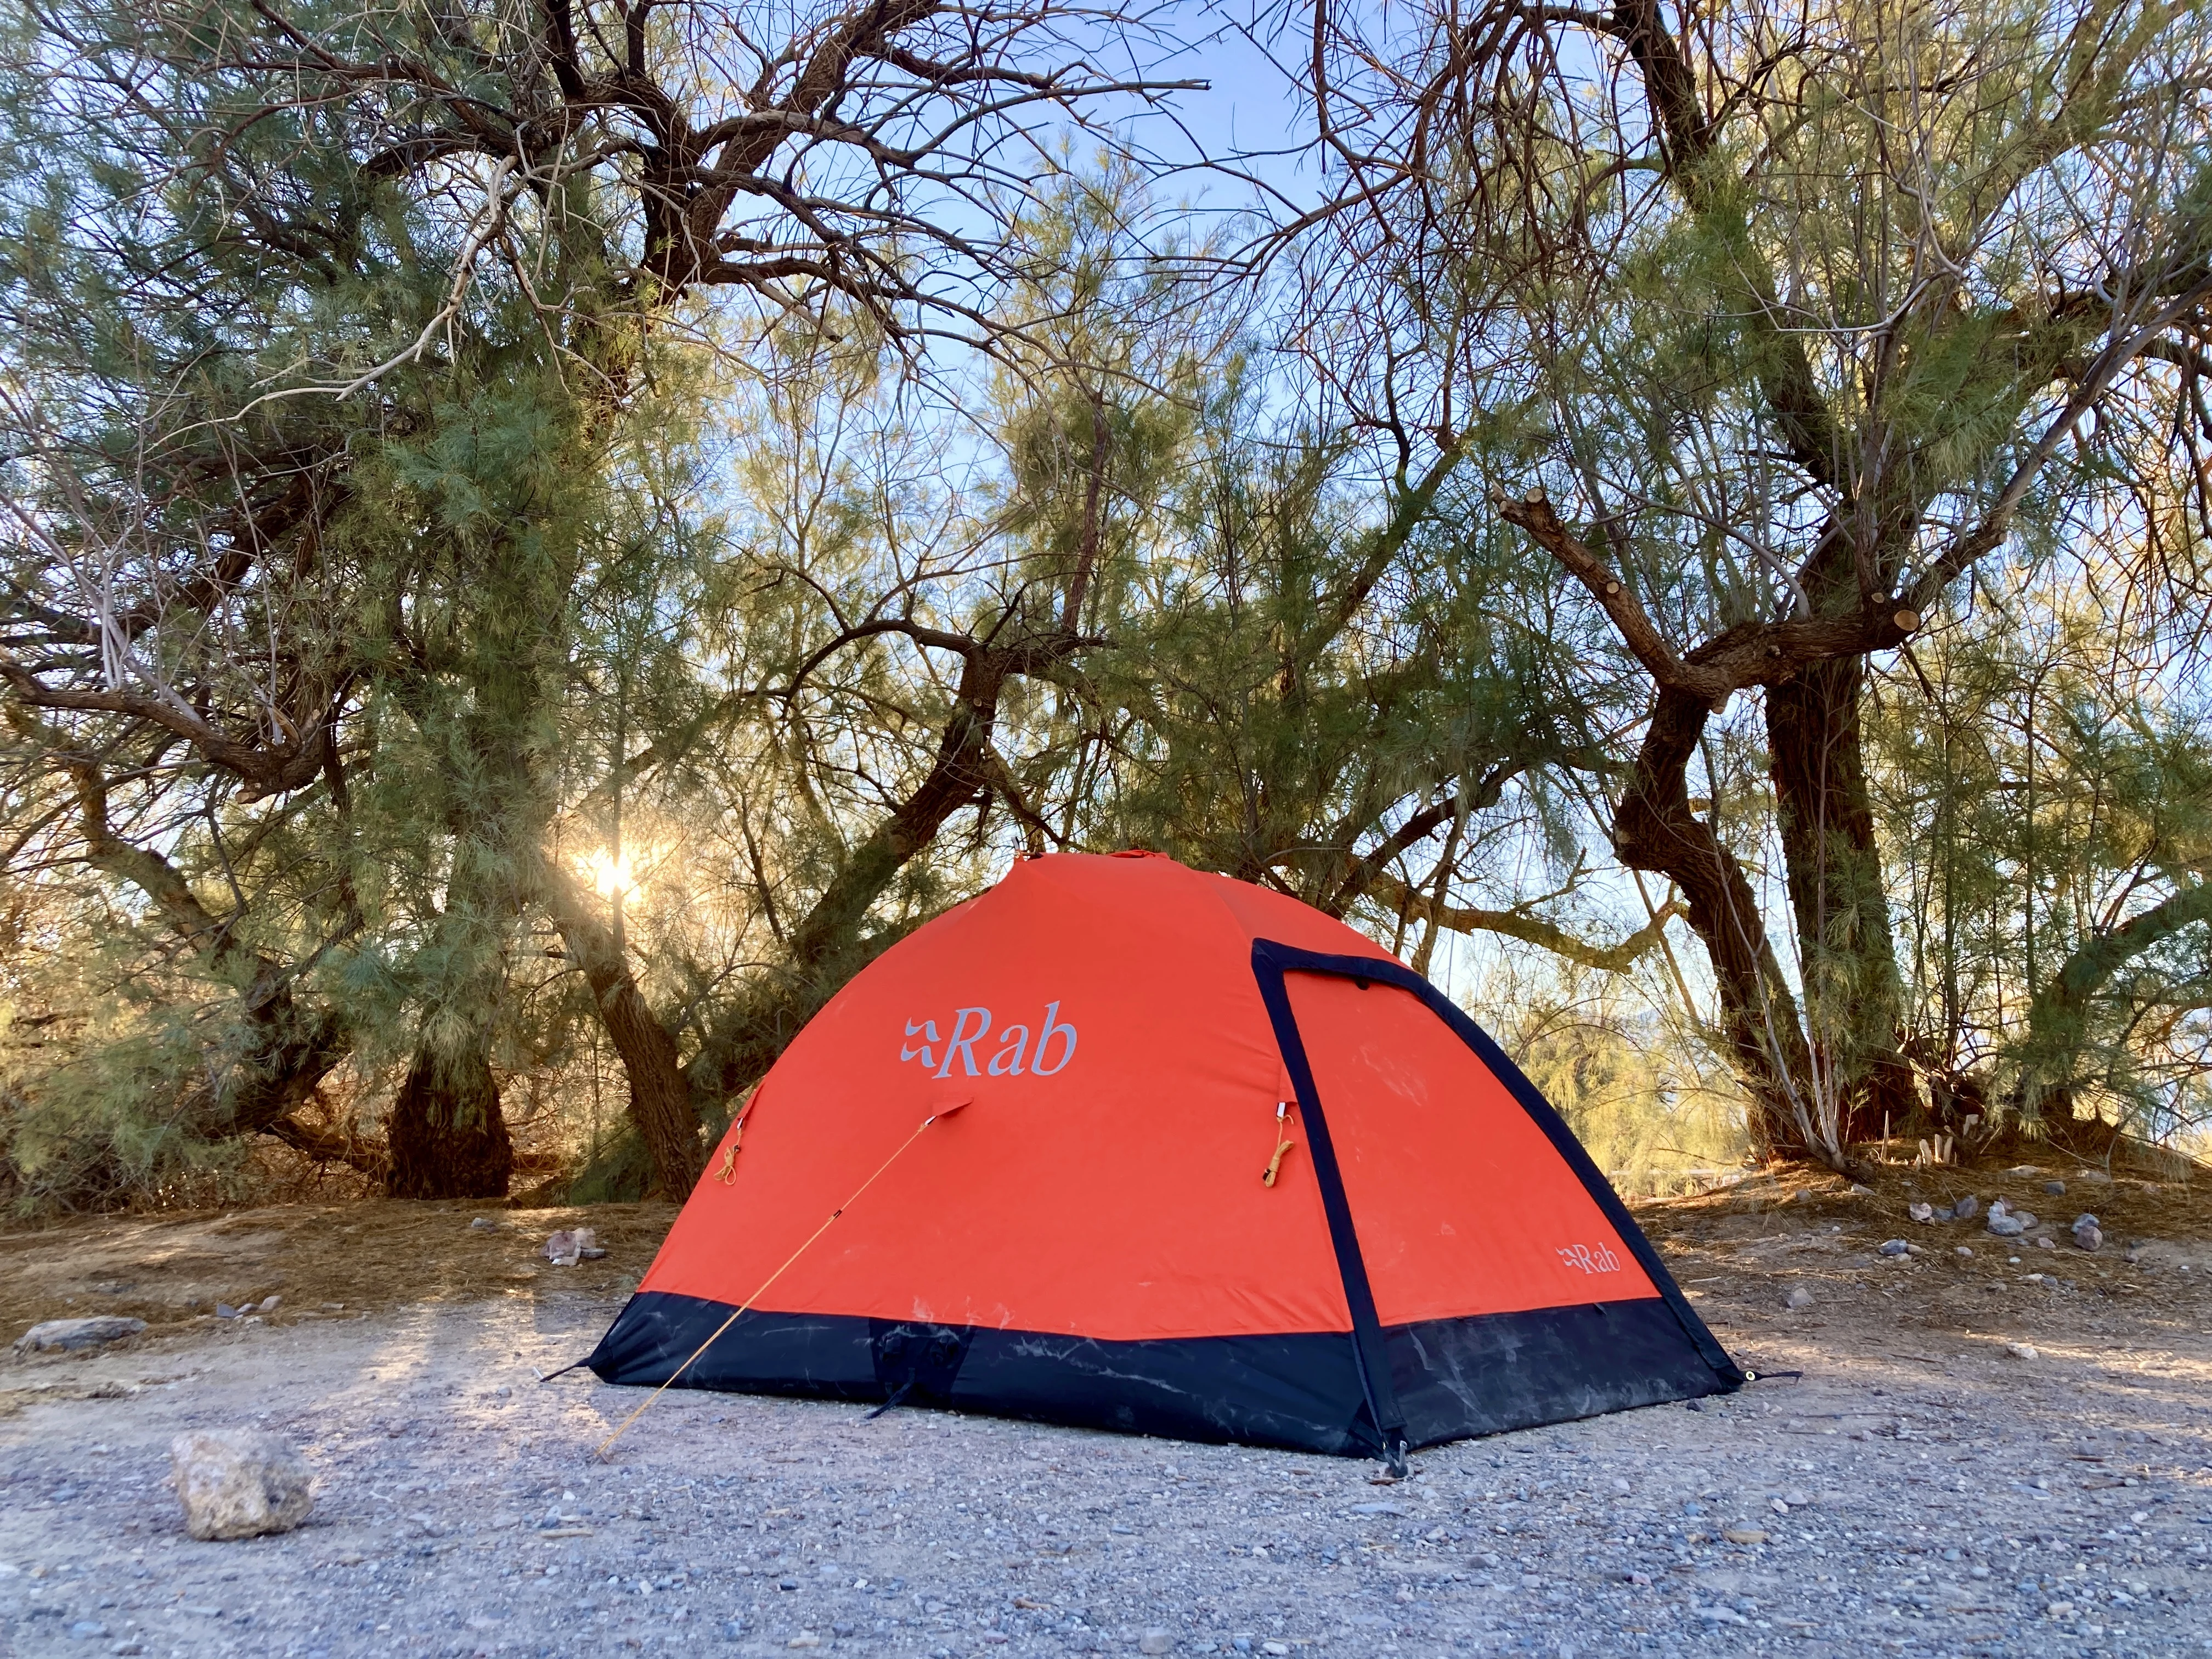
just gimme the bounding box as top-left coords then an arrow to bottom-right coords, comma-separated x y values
1261,1102 -> 1296,1187
711,1088 -> 764,1184
592,1103 -> 965,1463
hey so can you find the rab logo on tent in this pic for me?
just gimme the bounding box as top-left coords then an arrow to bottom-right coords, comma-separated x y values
1556,1243 -> 1622,1274
900,1002 -> 1077,1079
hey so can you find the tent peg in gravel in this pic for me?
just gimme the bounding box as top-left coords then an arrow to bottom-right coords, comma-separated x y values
584,851 -> 1742,1470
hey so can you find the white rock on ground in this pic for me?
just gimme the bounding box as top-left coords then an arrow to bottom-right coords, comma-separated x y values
11,1316 -> 145,1356
170,1430 -> 313,1540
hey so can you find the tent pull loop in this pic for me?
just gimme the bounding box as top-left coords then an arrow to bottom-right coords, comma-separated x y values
1384,1437 -> 1410,1480
1262,1102 -> 1296,1187
712,1086 -> 763,1184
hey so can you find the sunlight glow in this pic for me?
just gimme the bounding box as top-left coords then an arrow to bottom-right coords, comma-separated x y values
582,848 -> 635,898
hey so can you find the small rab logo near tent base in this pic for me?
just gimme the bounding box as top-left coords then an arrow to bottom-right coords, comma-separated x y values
900,1002 -> 1077,1078
1557,1243 -> 1622,1274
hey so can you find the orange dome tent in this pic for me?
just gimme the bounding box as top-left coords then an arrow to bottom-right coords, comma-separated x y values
586,852 -> 1740,1465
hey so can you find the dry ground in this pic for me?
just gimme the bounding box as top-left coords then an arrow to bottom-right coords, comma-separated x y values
1,1161 -> 2208,1659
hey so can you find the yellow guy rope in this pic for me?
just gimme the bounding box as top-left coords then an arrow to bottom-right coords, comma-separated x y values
594,1105 -> 960,1462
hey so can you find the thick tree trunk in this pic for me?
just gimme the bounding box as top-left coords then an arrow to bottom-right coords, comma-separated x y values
543,866 -> 701,1199
385,1035 -> 513,1199
1613,690 -> 1838,1165
1767,656 -> 1920,1142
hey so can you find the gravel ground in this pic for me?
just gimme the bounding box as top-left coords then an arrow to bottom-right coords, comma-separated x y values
3,1174 -> 2209,1659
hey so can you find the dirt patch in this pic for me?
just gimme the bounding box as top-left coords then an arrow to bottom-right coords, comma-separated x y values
0,1199 -> 678,1343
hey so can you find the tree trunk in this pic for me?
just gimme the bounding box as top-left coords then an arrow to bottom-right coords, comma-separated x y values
385,1035 -> 513,1199
1613,689 -> 1835,1164
543,866 -> 701,1199
1766,655 -> 1920,1142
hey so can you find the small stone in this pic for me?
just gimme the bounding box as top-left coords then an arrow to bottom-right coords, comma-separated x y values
788,1637 -> 823,1651
2005,1342 -> 2039,1361
258,1295 -> 280,1313
2035,1235 -> 2056,1250
2042,1180 -> 2066,1195
215,1303 -> 240,1319
171,1430 -> 314,1540
2073,1222 -> 2103,1252
1988,1216 -> 2027,1237
1263,1646 -> 1291,1658
2013,1210 -> 2039,1229
719,1622 -> 746,1643
543,1230 -> 582,1267
12,1317 -> 146,1356
1138,1630 -> 1176,1655
1878,1239 -> 1911,1257
470,1217 -> 498,1230
1785,1286 -> 1814,1310
1848,1182 -> 1874,1195
1954,1245 -> 1973,1256
1908,1201 -> 1935,1223
1721,1527 -> 1768,1545
67,1620 -> 108,1639
1953,1195 -> 1979,1220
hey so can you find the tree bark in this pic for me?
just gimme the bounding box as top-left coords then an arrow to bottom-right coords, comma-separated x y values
385,1036 -> 514,1199
1766,654 -> 1920,1141
1613,689 -> 1833,1163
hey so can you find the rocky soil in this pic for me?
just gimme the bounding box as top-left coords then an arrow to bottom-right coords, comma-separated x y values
1,1166 -> 2208,1659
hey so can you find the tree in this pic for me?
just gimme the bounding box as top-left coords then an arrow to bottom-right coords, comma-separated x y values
1293,0 -> 2212,1167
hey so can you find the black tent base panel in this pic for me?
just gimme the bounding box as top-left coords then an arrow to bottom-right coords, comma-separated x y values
584,1291 -> 1737,1458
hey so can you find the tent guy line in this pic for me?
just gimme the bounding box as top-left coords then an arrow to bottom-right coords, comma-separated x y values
591,1101 -> 970,1463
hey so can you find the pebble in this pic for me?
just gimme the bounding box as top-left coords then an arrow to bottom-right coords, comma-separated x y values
1877,1239 -> 1911,1257
1953,1194 -> 1980,1219
1907,1202 -> 1934,1223
1720,1527 -> 1767,1545
11,1317 -> 145,1355
1138,1629 -> 1176,1654
2043,1180 -> 2066,1195
2005,1342 -> 2040,1361
1988,1215 -> 2027,1237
